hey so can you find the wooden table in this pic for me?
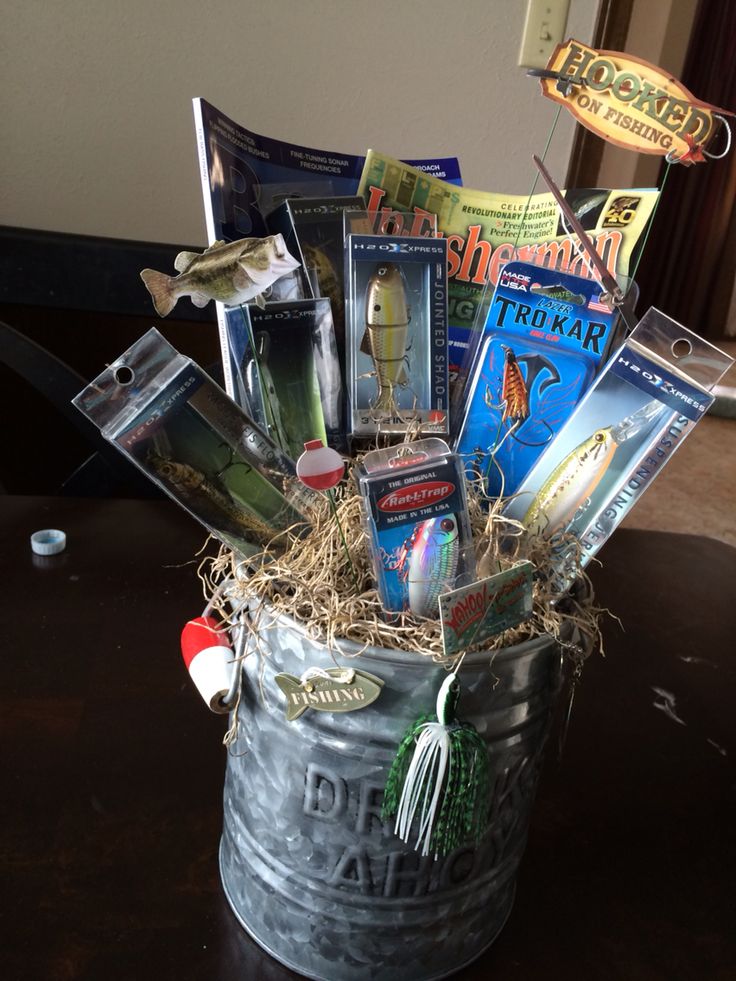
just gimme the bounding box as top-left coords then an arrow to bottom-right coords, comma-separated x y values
2,496 -> 734,980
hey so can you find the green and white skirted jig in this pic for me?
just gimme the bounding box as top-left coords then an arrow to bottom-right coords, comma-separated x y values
381,672 -> 490,859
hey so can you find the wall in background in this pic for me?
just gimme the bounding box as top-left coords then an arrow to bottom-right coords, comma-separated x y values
2,0 -> 600,246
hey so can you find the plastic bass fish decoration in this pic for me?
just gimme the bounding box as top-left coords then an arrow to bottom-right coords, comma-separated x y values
140,234 -> 301,317
382,672 -> 490,859
361,263 -> 411,414
390,516 -> 460,618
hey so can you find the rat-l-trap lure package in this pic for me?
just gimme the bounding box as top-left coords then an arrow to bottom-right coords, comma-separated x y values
454,260 -> 625,498
345,234 -> 449,439
224,298 -> 343,456
73,328 -> 317,557
504,307 -> 734,582
358,438 -> 475,617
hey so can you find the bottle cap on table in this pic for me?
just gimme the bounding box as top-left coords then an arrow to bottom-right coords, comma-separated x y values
30,529 -> 67,555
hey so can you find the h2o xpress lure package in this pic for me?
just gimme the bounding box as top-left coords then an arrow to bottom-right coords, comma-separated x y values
504,307 -> 734,584
358,438 -> 475,618
454,259 -> 625,499
345,234 -> 449,440
266,195 -> 367,373
73,328 -> 317,558
224,298 -> 344,457
343,207 -> 438,240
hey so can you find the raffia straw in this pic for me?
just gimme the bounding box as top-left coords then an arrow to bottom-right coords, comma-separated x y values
197,463 -> 605,668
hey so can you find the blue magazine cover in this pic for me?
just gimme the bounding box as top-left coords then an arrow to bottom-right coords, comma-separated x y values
194,98 -> 462,242
193,98 -> 462,394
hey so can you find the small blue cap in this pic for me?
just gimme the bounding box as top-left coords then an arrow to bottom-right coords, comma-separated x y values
30,529 -> 67,555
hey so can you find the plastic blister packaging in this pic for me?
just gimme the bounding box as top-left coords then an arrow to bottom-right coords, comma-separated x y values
73,328 -> 317,558
225,298 -> 344,455
345,234 -> 449,439
358,438 -> 476,618
267,196 -> 366,368
454,260 -> 630,498
504,307 -> 735,587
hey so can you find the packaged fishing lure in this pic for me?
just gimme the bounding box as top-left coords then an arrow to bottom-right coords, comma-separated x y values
454,260 -> 626,499
358,439 -> 475,618
345,234 -> 449,439
343,208 -> 437,240
224,298 -> 344,456
267,196 -> 366,371
504,307 -> 734,585
73,328 -> 318,558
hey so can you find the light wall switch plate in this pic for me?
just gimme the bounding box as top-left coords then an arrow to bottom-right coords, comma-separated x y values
518,0 -> 570,69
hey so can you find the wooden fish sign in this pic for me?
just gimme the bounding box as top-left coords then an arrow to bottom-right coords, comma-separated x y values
275,668 -> 384,721
540,39 -> 733,165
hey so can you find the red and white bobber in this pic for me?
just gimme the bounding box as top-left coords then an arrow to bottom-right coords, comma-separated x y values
180,616 -> 235,714
296,439 -> 345,491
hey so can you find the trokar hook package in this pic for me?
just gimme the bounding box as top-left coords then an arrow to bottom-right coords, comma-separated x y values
454,259 -> 627,499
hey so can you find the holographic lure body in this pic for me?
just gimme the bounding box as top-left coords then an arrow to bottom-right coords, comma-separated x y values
398,515 -> 460,618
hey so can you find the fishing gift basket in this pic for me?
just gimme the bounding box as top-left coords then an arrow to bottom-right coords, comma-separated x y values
194,476 -> 600,981
72,35 -> 736,981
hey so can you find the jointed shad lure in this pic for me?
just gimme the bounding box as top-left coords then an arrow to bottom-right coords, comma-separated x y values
361,263 -> 411,414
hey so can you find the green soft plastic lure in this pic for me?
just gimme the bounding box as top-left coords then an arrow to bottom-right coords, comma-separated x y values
381,672 -> 490,859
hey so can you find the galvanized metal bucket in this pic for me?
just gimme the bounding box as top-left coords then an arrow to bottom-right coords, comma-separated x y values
220,604 -> 562,981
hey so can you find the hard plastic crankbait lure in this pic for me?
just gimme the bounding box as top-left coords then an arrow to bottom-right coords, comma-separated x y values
390,515 -> 461,618
503,308 -> 734,584
522,400 -> 663,538
361,263 -> 411,413
251,331 -> 290,454
359,438 -> 474,617
303,243 -> 343,326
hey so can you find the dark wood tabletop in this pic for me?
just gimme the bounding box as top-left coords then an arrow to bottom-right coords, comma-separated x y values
2,495 -> 734,981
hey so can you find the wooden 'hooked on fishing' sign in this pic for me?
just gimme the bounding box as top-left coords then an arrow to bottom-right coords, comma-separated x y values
538,39 -> 734,165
